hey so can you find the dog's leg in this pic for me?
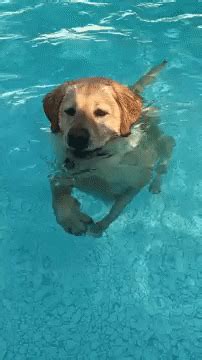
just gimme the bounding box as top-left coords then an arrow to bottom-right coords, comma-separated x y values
50,176 -> 94,235
149,135 -> 175,194
88,188 -> 139,236
129,60 -> 167,93
140,107 -> 175,194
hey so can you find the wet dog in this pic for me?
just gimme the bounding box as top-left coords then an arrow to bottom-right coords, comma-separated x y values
43,61 -> 174,236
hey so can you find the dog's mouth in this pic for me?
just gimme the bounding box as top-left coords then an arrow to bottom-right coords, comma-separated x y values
68,135 -> 121,159
64,147 -> 112,170
71,147 -> 110,159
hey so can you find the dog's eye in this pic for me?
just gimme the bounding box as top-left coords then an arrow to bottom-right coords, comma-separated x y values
65,107 -> 76,116
94,109 -> 108,117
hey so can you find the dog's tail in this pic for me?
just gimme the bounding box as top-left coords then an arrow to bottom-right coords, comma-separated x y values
129,60 -> 167,94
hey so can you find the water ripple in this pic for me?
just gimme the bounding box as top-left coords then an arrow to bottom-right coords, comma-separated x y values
0,34 -> 25,40
101,10 -> 202,24
0,4 -> 43,18
0,84 -> 56,106
73,24 -> 130,36
138,12 -> 202,23
137,2 -> 163,8
0,73 -> 20,81
32,25 -> 131,45
66,0 -> 109,6
33,28 -> 95,43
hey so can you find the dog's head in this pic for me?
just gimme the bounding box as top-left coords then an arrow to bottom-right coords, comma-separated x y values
43,78 -> 142,153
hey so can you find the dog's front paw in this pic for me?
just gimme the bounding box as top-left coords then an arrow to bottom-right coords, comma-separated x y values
72,211 -> 94,236
87,220 -> 109,237
149,177 -> 161,194
53,197 -> 93,236
60,211 -> 93,236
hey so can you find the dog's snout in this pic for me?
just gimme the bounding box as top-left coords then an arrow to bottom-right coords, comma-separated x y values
68,127 -> 90,151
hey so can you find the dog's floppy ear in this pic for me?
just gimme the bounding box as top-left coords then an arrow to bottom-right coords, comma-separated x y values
43,84 -> 67,133
112,83 -> 142,136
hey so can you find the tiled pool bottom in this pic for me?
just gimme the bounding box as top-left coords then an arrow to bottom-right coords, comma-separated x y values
0,229 -> 200,359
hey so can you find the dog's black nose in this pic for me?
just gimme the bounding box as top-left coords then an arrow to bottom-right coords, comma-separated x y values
68,128 -> 90,151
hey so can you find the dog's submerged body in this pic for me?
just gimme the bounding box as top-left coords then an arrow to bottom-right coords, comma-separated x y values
43,61 -> 174,236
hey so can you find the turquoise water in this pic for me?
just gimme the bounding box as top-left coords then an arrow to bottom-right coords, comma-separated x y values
0,0 -> 202,358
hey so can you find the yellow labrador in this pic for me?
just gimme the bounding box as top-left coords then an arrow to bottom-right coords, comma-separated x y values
43,61 -> 174,236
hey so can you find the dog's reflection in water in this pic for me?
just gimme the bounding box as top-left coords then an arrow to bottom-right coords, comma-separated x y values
43,61 -> 175,236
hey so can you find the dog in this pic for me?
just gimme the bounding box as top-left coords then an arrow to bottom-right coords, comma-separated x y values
43,60 -> 175,236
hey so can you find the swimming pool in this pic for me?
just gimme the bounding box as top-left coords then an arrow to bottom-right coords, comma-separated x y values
0,0 -> 201,358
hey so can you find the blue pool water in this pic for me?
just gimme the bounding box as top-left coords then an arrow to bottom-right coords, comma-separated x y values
0,0 -> 202,358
